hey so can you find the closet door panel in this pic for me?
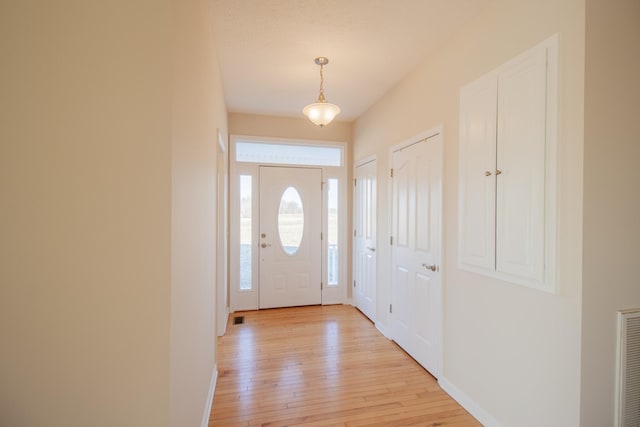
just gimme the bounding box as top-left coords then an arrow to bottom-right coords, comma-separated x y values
458,74 -> 498,272
495,47 -> 547,283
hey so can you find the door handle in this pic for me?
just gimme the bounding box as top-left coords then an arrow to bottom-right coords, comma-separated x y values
422,263 -> 437,272
261,243 -> 271,248
367,247 -> 376,252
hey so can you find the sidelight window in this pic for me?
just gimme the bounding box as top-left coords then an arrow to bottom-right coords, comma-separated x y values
327,178 -> 339,286
239,175 -> 252,291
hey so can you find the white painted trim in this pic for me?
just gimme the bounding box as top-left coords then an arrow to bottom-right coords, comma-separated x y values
354,153 -> 377,168
543,33 -> 559,295
439,376 -> 503,427
218,129 -> 226,151
375,321 -> 392,340
229,135 -> 349,311
389,126 -> 444,154
201,365 -> 218,427
217,129 -> 230,336
218,306 -> 229,336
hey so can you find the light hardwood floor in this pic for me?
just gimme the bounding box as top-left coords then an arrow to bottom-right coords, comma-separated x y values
210,305 -> 480,427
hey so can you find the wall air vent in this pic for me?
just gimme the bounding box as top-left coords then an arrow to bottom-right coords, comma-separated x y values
616,309 -> 640,427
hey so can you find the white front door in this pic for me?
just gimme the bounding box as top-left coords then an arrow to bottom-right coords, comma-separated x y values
259,166 -> 322,309
390,133 -> 442,377
353,159 -> 377,322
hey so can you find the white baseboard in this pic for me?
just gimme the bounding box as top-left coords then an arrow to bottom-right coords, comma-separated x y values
438,376 -> 503,427
201,364 -> 218,427
217,306 -> 229,337
375,321 -> 392,340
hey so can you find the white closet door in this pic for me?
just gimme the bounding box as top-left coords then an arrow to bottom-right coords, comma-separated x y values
495,47 -> 547,283
458,34 -> 557,292
391,134 -> 442,377
458,74 -> 498,272
353,159 -> 377,322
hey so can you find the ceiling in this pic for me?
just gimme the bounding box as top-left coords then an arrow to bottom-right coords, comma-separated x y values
211,0 -> 490,122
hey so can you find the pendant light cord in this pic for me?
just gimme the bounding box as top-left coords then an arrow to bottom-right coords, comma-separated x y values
317,63 -> 326,103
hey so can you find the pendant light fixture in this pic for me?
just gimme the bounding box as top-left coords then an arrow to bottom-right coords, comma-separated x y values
303,57 -> 341,127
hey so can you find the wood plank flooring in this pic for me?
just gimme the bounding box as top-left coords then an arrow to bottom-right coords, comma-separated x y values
209,305 -> 480,427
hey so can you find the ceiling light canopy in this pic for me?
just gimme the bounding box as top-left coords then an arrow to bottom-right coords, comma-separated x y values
303,57 -> 340,127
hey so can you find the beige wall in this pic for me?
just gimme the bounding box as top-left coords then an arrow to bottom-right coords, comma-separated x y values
0,1 -> 226,426
581,0 -> 640,425
229,112 -> 352,144
353,0 -> 585,425
0,2 -> 172,426
170,1 -> 227,426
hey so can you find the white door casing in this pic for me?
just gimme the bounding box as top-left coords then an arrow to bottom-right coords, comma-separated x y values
216,131 -> 229,336
353,158 -> 377,322
390,131 -> 442,377
229,136 -> 348,312
259,166 -> 322,309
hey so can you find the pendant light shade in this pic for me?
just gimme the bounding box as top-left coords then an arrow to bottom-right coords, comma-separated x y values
303,57 -> 340,127
303,101 -> 341,127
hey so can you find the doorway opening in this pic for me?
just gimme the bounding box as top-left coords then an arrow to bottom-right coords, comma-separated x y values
229,136 -> 348,311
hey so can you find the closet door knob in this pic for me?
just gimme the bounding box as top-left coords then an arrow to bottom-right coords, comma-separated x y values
485,171 -> 492,176
496,170 -> 503,175
422,263 -> 437,272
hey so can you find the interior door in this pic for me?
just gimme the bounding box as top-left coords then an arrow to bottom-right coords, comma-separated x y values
390,133 -> 442,377
353,159 -> 377,322
259,166 -> 322,309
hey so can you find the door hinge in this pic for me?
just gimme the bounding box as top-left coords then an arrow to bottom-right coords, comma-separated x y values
353,280 -> 356,288
390,236 -> 393,245
321,282 -> 323,290
389,304 -> 393,314
390,168 -> 394,178
321,232 -> 323,240
354,179 -> 357,187
353,229 -> 356,237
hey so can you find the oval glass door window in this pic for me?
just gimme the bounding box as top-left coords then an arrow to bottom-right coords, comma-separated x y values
278,186 -> 304,255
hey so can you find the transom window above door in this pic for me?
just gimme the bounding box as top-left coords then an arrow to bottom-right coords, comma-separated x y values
235,140 -> 342,167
